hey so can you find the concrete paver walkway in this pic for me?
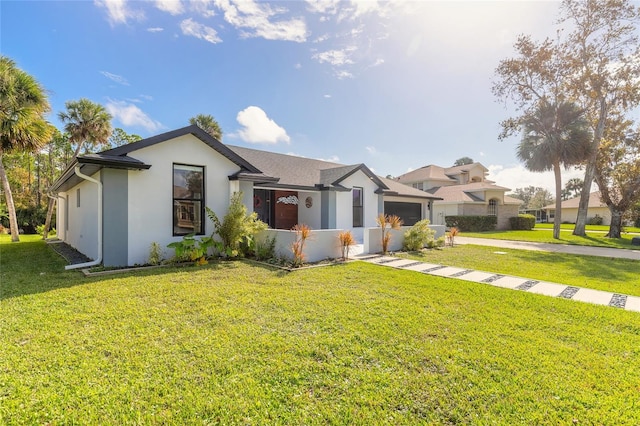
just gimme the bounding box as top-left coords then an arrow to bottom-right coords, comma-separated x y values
455,236 -> 640,260
358,254 -> 640,313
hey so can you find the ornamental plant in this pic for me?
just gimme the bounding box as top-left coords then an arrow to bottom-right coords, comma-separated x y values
338,230 -> 356,260
403,219 -> 436,251
376,213 -> 403,254
291,224 -> 311,267
206,191 -> 267,258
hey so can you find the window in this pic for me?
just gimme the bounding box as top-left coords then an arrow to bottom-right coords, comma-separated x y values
173,164 -> 205,235
76,188 -> 80,208
488,199 -> 498,216
353,187 -> 363,227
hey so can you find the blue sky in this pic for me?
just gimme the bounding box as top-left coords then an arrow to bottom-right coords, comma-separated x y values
2,0 -> 585,192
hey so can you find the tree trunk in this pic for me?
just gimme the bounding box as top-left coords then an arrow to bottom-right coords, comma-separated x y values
573,160 -> 595,236
42,196 -> 55,240
607,208 -> 623,238
0,151 -> 20,242
575,100 -> 607,236
552,163 -> 563,239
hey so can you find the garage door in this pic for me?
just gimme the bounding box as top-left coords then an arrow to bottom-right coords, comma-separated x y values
384,202 -> 422,226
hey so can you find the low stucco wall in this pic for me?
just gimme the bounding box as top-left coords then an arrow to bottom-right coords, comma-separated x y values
257,229 -> 343,262
363,225 -> 445,254
256,224 -> 447,262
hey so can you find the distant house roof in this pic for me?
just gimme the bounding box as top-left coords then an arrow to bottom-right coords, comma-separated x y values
542,191 -> 606,210
444,162 -> 489,175
396,165 -> 457,184
426,182 -> 521,204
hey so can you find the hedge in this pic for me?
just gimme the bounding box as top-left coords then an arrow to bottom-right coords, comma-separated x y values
445,215 -> 497,232
509,214 -> 535,230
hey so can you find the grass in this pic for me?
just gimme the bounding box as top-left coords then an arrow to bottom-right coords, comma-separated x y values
2,236 -> 640,424
462,228 -> 638,249
401,245 -> 640,296
534,223 -> 640,233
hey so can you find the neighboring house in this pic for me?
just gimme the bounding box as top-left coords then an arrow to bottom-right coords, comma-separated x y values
395,163 -> 522,230
543,191 -> 611,225
50,125 -> 440,267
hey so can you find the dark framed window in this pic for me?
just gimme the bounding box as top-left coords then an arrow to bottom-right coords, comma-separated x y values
353,186 -> 363,228
76,188 -> 80,208
173,164 -> 205,235
488,199 -> 498,216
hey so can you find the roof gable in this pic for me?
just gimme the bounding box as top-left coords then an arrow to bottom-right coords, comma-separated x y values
103,125 -> 261,173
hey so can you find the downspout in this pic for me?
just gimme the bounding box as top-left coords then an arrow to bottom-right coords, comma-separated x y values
65,165 -> 102,270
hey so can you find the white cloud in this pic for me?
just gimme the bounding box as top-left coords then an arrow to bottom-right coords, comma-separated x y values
94,0 -> 143,25
180,18 -> 222,44
214,0 -> 307,42
100,71 -> 129,86
294,63 -> 302,69
306,0 -> 340,15
147,27 -> 164,32
335,70 -> 353,79
313,34 -> 330,43
155,0 -> 183,15
323,94 -> 332,98
312,47 -> 356,66
106,100 -> 163,133
234,106 -> 290,144
365,146 -> 378,155
487,164 -> 586,196
191,0 -> 217,17
139,94 -> 154,101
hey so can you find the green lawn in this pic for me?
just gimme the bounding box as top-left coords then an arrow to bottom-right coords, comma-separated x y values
534,223 -> 640,233
462,228 -> 637,249
2,236 -> 640,424
401,245 -> 640,296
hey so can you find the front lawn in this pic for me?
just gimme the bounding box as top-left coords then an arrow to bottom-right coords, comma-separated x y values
2,237 -> 640,424
462,228 -> 637,249
534,223 -> 640,233
401,244 -> 640,296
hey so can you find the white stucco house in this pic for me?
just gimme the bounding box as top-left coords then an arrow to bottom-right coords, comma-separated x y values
50,125 -> 441,267
395,162 -> 522,230
543,191 -> 612,225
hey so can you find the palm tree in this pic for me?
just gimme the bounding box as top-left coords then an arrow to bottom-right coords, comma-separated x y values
0,56 -> 53,242
517,101 -> 593,239
58,98 -> 112,157
189,114 -> 223,141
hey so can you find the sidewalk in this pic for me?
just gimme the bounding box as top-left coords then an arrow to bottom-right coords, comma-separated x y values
455,236 -> 640,260
358,254 -> 640,313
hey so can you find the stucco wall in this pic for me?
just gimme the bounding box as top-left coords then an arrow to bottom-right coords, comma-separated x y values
498,204 -> 520,230
257,228 -> 343,262
126,134 -> 242,265
61,172 -> 100,260
433,203 -> 460,226
298,191 -> 321,229
556,207 -> 612,225
335,172 -> 381,232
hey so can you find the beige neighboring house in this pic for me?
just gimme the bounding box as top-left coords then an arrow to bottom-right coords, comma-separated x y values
543,191 -> 611,225
395,162 -> 522,230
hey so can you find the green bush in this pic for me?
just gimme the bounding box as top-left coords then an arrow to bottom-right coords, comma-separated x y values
587,214 -> 604,225
206,191 -> 268,258
509,214 -> 536,230
403,219 -> 436,251
254,235 -> 277,261
445,215 -> 497,232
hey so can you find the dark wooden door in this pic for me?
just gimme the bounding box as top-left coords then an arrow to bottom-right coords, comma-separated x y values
274,190 -> 299,230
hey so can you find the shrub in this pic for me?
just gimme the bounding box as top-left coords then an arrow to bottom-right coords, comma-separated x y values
403,219 -> 436,251
427,236 -> 446,249
376,213 -> 403,254
509,214 -> 536,230
167,234 -> 214,264
588,214 -> 604,225
291,224 -> 311,267
206,191 -> 268,258
338,230 -> 356,260
445,215 -> 496,232
148,242 -> 164,265
254,235 -> 277,261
